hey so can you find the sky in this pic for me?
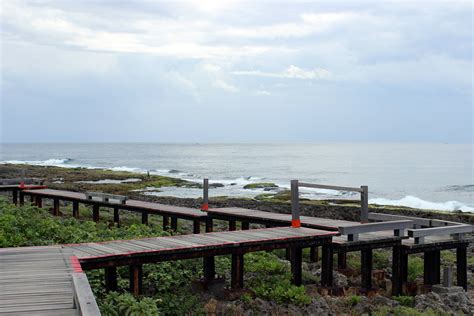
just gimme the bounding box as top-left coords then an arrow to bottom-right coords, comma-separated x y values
0,0 -> 472,143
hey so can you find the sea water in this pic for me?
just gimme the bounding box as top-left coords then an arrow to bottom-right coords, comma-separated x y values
0,143 -> 472,212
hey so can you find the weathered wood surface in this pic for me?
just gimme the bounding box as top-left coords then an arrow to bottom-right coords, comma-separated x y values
65,227 -> 337,269
208,207 -> 358,230
0,246 -> 98,315
24,188 -> 206,219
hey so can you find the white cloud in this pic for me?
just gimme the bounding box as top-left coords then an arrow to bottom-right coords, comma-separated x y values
214,79 -> 239,92
232,65 -> 331,80
255,90 -> 271,96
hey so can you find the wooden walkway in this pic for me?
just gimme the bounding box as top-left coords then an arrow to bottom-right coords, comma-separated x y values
22,188 -> 207,231
207,207 -> 359,230
0,246 -> 99,315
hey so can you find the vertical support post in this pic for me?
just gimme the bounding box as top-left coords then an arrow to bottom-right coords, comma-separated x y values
205,218 -> 213,233
321,244 -> 333,287
400,250 -> 408,292
290,247 -> 303,286
456,246 -> 467,290
53,198 -> 60,216
141,212 -> 148,225
72,202 -> 79,218
231,253 -> 244,289
129,265 -> 142,296
361,249 -> 373,290
29,194 -> 35,205
193,219 -> 201,234
360,185 -> 369,223
19,191 -> 25,206
35,196 -> 42,208
203,256 -> 215,281
12,189 -> 18,205
113,207 -> 119,224
203,217 -> 215,281
291,180 -> 300,228
424,250 -> 440,285
229,220 -> 236,231
392,245 -> 402,296
310,246 -> 319,262
337,252 -> 347,269
92,205 -> 100,222
241,221 -> 249,230
163,216 -> 169,230
105,267 -> 118,292
171,217 -> 178,231
202,178 -> 209,211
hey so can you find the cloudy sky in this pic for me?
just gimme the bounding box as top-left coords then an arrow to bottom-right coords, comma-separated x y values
0,0 -> 472,143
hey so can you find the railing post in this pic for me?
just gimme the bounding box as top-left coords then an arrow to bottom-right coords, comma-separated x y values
202,178 -> 209,211
291,180 -> 300,228
360,185 -> 368,223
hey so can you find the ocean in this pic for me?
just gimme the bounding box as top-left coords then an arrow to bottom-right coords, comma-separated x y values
0,143 -> 472,212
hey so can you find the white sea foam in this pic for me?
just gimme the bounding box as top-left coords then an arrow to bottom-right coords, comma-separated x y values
76,178 -> 142,184
369,195 -> 474,212
1,158 -> 75,167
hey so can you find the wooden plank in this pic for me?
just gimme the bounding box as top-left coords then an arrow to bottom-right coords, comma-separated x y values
72,273 -> 101,315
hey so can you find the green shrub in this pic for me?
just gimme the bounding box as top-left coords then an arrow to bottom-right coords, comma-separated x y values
100,292 -> 160,316
408,256 -> 424,282
347,295 -> 361,306
393,295 -> 415,307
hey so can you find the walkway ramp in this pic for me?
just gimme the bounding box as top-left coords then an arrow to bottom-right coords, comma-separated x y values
0,246 -> 99,316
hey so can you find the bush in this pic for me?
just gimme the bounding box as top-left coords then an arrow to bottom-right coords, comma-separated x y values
393,295 -> 415,307
408,256 -> 424,282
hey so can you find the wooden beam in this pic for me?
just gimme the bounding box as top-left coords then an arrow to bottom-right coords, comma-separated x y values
113,207 -> 119,224
424,250 -> 440,285
339,220 -> 414,236
456,246 -> 467,290
310,246 -> 319,262
72,273 -> 101,315
203,257 -> 215,281
231,254 -> 244,289
12,189 -> 18,205
92,205 -> 100,222
392,246 -> 402,296
241,221 -> 249,230
105,267 -> 118,292
298,182 -> 363,193
35,196 -> 42,208
171,217 -> 178,231
129,265 -> 142,296
72,201 -> 79,219
141,212 -> 148,225
408,224 -> 474,241
321,244 -> 333,287
163,216 -> 169,230
229,220 -> 236,231
193,219 -> 201,234
337,252 -> 347,269
361,249 -> 373,290
369,212 -> 430,227
290,247 -> 303,286
53,198 -> 60,216
19,191 -> 24,206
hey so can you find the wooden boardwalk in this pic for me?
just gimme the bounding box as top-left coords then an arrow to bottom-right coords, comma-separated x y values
22,188 -> 207,231
64,227 -> 337,294
0,246 -> 99,315
207,207 -> 358,230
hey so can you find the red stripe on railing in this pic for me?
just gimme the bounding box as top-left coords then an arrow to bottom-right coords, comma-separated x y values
70,256 -> 83,273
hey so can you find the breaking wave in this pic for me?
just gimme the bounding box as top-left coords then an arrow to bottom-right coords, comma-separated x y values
369,195 -> 474,212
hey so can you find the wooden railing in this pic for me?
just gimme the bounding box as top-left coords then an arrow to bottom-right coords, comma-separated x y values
292,180 -> 369,223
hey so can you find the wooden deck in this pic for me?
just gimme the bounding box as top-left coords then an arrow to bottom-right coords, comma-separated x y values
23,189 -> 205,219
0,246 -> 99,315
207,207 -> 357,231
66,226 -> 336,267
